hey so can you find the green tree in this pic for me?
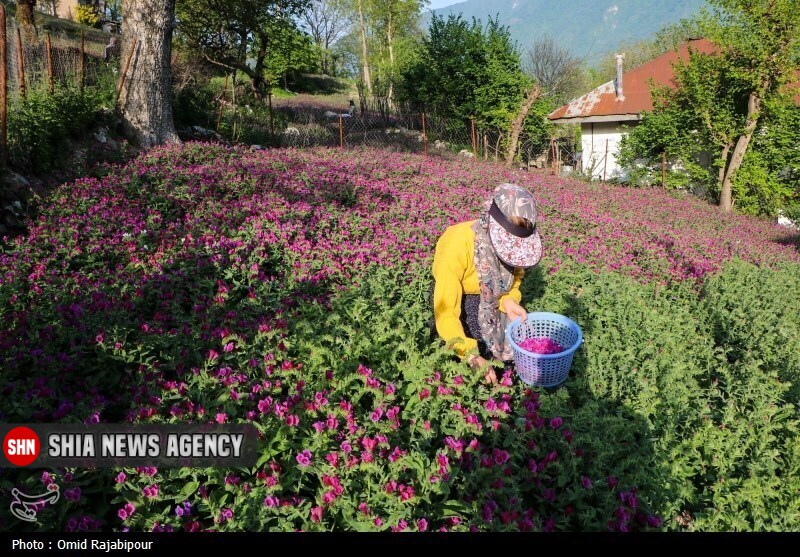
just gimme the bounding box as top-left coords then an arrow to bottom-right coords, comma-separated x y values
619,46 -> 746,192
399,14 -> 528,129
705,0 -> 800,212
619,1 -> 800,214
370,0 -> 426,105
175,0 -> 311,99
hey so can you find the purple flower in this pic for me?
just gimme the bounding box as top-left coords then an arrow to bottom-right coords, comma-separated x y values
417,518 -> 428,532
142,485 -> 159,499
64,487 -> 81,501
492,449 -> 510,465
296,450 -> 312,467
581,476 -> 592,489
549,416 -> 563,429
218,508 -> 233,523
117,508 -> 128,520
646,515 -> 663,528
115,472 -> 126,484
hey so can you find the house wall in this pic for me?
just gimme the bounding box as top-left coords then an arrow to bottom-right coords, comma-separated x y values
581,121 -> 632,181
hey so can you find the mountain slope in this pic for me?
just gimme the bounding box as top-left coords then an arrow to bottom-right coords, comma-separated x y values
431,0 -> 707,62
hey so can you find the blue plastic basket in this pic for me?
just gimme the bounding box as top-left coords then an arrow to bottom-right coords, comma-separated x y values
505,312 -> 583,387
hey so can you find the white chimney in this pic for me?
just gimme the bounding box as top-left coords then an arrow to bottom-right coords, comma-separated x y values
615,53 -> 625,101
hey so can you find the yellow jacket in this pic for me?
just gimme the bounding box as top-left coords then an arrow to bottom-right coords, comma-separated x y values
432,220 -> 523,357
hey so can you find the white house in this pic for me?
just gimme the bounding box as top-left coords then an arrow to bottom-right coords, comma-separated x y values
548,39 -> 719,181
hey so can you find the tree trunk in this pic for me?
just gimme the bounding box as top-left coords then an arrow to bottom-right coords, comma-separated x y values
16,0 -> 37,42
505,85 -> 541,168
717,143 -> 731,190
357,0 -> 372,95
119,0 -> 180,148
719,92 -> 761,212
251,32 -> 269,101
387,14 -> 394,108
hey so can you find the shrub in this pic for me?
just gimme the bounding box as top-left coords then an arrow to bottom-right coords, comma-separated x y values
7,88 -> 99,173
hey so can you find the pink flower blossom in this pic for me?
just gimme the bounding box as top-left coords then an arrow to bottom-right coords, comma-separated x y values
296,450 -> 312,467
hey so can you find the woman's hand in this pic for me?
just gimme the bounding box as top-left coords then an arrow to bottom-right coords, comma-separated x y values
468,354 -> 497,385
502,298 -> 528,324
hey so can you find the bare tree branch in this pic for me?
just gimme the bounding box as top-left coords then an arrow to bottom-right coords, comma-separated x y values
525,35 -> 586,102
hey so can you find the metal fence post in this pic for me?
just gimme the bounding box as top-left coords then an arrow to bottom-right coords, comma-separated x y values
46,33 -> 54,94
339,114 -> 343,148
15,28 -> 25,100
421,112 -> 427,157
79,31 -> 85,91
0,5 -> 6,165
470,115 -> 477,156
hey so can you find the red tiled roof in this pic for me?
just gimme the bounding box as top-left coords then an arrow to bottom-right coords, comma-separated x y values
548,38 -> 718,122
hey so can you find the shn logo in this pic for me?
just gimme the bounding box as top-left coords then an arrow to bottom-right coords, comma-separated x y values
3,426 -> 41,467
10,484 -> 60,523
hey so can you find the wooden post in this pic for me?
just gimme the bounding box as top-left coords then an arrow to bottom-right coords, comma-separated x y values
339,114 -> 343,148
661,151 -> 667,187
470,115 -> 477,156
15,28 -> 25,99
79,31 -> 85,91
550,138 -> 557,175
216,73 -> 228,133
0,5 -> 6,165
602,139 -> 609,182
116,38 -> 138,103
483,132 -> 488,160
421,112 -> 427,157
45,33 -> 54,95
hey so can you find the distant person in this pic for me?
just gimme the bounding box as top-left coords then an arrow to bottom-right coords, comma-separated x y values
431,183 -> 542,384
348,99 -> 356,116
104,36 -> 118,62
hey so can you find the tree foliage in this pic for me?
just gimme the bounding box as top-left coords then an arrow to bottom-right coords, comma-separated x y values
398,14 -> 529,129
175,0 -> 312,97
619,1 -> 800,216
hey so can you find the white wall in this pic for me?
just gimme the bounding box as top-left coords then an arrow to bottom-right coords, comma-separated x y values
581,122 -> 632,181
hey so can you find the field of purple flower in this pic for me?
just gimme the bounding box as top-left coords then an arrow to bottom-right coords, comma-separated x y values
2,143 -> 799,532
